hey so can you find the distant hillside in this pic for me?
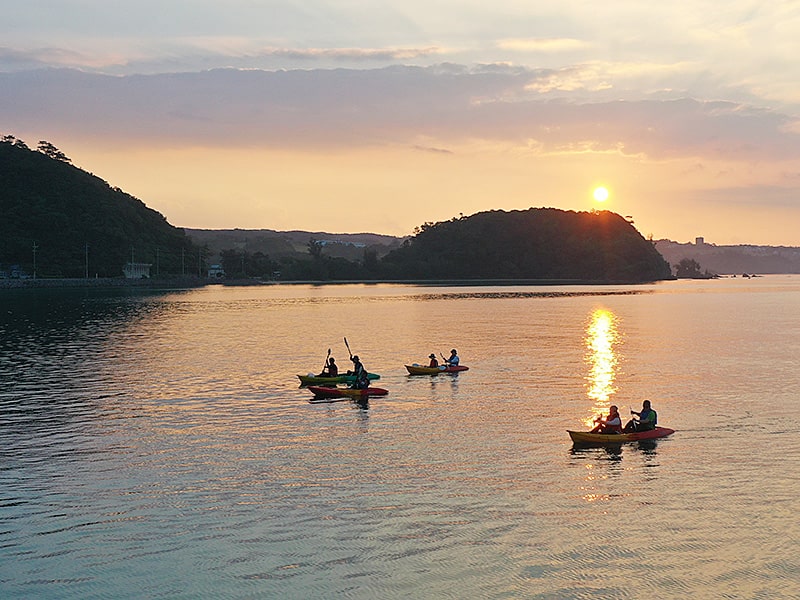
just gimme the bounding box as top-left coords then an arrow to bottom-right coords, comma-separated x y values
186,228 -> 404,263
655,239 -> 800,274
0,137 -> 198,278
382,208 -> 673,282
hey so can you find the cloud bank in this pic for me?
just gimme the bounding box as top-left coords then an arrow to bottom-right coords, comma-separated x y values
3,66 -> 798,163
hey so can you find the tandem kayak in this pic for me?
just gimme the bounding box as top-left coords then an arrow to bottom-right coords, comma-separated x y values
568,427 -> 675,445
298,372 -> 380,386
405,364 -> 470,375
307,385 -> 389,400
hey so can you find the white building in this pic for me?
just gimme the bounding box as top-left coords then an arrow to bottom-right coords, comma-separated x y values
208,264 -> 226,279
123,262 -> 152,279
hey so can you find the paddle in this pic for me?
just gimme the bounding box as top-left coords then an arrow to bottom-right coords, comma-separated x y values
344,337 -> 363,388
322,348 -> 331,374
625,406 -> 637,432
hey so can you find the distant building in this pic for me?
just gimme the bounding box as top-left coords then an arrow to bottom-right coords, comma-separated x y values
316,239 -> 366,248
8,264 -> 29,279
208,264 -> 226,279
123,262 -> 152,279
695,237 -> 705,246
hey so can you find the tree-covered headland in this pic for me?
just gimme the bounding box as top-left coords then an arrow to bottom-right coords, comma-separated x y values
0,136 -> 198,278
381,209 -> 672,282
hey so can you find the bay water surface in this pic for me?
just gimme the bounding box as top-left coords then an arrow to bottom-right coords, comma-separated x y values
1,277 -> 799,599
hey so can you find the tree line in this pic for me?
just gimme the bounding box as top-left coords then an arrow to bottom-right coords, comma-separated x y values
2,134 -> 673,283
1,136 -> 199,278
216,210 -> 672,283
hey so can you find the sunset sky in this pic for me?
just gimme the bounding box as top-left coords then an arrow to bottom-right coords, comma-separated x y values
2,1 -> 800,245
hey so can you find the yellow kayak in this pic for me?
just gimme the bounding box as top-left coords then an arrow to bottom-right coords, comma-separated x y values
568,427 -> 675,445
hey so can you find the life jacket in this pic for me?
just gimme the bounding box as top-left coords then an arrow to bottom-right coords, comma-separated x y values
603,414 -> 623,433
638,408 -> 658,431
354,363 -> 368,388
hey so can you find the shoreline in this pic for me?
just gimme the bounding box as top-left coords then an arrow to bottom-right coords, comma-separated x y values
0,277 -> 207,289
1,276 -> 678,290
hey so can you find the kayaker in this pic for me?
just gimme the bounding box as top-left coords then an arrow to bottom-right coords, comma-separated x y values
318,356 -> 338,378
627,400 -> 657,432
349,355 -> 369,389
591,405 -> 623,434
445,349 -> 460,367
428,353 -> 439,368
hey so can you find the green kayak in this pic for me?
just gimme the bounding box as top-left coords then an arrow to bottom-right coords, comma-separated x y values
298,372 -> 380,386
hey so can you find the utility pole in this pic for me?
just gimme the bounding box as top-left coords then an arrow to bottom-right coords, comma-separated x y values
155,247 -> 160,277
84,243 -> 89,279
32,241 -> 38,279
181,247 -> 185,276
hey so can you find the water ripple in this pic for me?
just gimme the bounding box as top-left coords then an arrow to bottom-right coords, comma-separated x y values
2,282 -> 800,599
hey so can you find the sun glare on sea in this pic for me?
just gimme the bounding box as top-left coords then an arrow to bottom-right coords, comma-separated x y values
584,308 -> 620,426
593,186 -> 609,202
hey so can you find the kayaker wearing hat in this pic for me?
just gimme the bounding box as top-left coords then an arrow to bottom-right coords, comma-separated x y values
445,349 -> 460,367
349,354 -> 369,389
428,353 -> 439,368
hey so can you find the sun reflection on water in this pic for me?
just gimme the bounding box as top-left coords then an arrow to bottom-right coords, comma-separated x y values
583,308 -> 620,426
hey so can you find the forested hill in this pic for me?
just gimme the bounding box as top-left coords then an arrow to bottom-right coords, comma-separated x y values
0,135 -> 670,282
381,208 -> 673,282
0,137 -> 196,278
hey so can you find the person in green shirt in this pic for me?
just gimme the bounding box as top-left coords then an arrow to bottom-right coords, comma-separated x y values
628,400 -> 657,432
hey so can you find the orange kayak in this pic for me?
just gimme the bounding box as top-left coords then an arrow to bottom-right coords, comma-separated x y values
405,364 -> 469,375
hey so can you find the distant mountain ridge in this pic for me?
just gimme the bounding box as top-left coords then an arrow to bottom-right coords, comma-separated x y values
655,239 -> 800,274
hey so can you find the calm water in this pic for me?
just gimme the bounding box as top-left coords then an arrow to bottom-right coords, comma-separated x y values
1,278 -> 799,599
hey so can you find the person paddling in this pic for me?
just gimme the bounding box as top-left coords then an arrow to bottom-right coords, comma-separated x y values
626,400 -> 657,432
318,356 -> 338,378
349,355 -> 369,390
445,349 -> 460,367
591,405 -> 623,434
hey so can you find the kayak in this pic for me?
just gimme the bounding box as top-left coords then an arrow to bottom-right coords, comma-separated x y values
405,364 -> 470,375
568,427 -> 675,445
307,385 -> 389,399
298,372 -> 380,386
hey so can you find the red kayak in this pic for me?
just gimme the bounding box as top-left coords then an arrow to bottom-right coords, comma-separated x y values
307,385 -> 389,400
568,426 -> 675,445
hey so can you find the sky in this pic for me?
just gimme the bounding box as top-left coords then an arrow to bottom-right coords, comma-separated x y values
2,1 -> 800,245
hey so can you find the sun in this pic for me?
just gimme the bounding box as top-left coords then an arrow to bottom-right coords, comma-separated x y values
593,186 -> 609,202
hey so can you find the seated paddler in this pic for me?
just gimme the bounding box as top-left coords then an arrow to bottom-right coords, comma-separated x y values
626,400 -> 657,432
590,405 -> 623,434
